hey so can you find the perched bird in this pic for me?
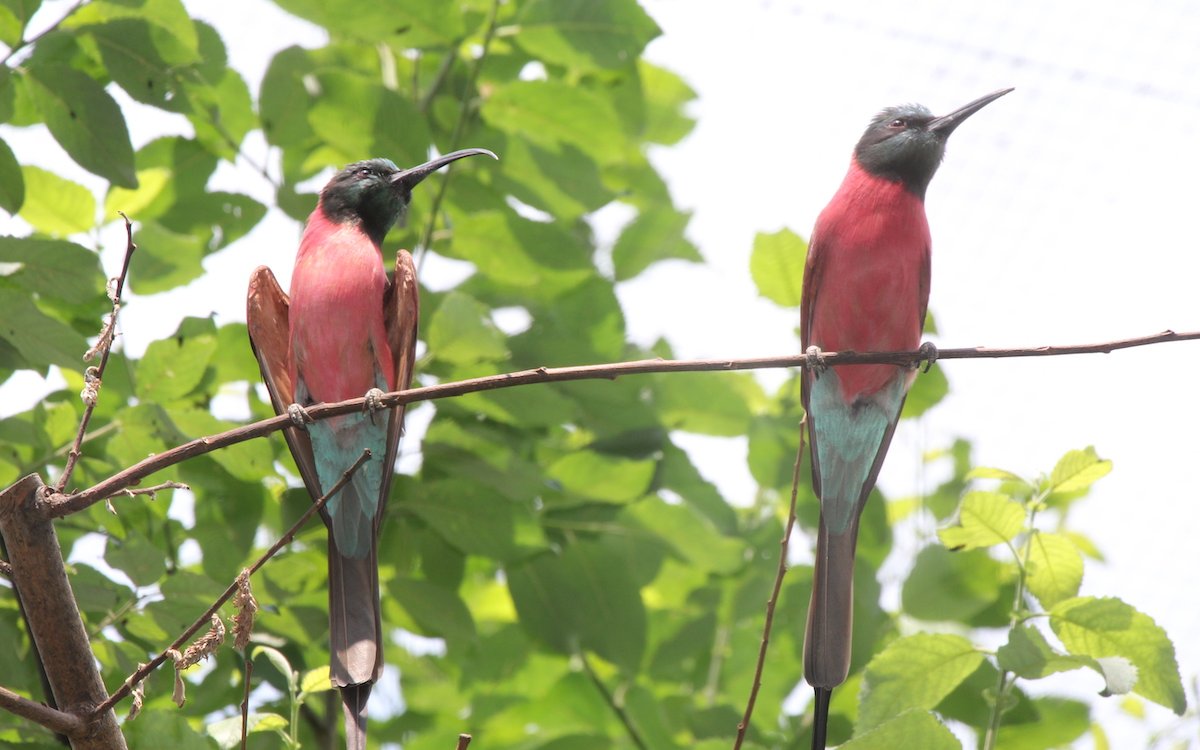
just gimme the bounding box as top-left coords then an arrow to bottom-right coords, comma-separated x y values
800,89 -> 1011,748
246,149 -> 496,749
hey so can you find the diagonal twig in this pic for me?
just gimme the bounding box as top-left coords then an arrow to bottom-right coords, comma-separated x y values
733,418 -> 806,749
91,450 -> 371,717
55,213 -> 137,493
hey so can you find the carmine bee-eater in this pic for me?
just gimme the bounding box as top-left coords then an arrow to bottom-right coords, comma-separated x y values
246,148 -> 496,749
800,89 -> 1011,748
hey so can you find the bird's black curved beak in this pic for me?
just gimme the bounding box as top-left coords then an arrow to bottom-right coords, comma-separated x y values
390,148 -> 498,190
929,88 -> 1013,137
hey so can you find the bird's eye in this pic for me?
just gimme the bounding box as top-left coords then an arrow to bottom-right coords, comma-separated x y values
889,118 -> 906,128
357,168 -> 372,177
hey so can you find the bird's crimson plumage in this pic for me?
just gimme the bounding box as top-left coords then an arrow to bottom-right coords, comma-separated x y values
800,90 -> 1011,749
247,149 -> 495,750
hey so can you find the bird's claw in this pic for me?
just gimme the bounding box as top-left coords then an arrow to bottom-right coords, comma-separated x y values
363,388 -> 386,425
917,341 -> 939,373
287,403 -> 314,429
805,345 -> 828,378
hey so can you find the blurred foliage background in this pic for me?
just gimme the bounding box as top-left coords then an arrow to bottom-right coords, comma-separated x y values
0,1 -> 1189,748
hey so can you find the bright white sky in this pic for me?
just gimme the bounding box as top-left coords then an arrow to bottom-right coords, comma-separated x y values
2,0 -> 1198,746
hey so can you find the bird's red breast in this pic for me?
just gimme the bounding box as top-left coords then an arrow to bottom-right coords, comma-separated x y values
802,160 -> 932,401
289,208 -> 396,402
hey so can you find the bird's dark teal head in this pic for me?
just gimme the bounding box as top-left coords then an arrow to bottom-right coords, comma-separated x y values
854,88 -> 1012,198
318,149 -> 498,246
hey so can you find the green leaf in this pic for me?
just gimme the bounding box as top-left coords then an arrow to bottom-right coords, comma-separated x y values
307,70 -> 430,168
966,466 -> 1026,482
507,540 -> 646,671
0,286 -> 89,369
900,360 -> 948,418
901,545 -> 1012,625
259,46 -> 315,150
171,408 -> 274,483
128,221 -> 206,294
25,64 -> 136,187
104,166 -> 171,220
516,0 -> 661,71
618,496 -> 742,574
105,527 -> 167,586
84,18 -> 197,109
997,625 -> 1091,679
547,450 -> 654,503
485,81 -> 625,164
184,24 -> 255,159
403,479 -> 528,561
750,228 -> 806,307
841,709 -> 959,750
207,713 -> 289,749
993,697 -> 1090,750
66,0 -> 199,54
298,665 -> 331,695
858,632 -> 984,730
637,61 -> 697,146
1025,531 -> 1083,608
389,576 -> 476,643
136,330 -> 218,403
936,491 -> 1024,551
124,709 -> 215,749
0,236 -> 102,300
17,165 -> 96,235
1048,446 -> 1111,494
273,0 -> 464,46
0,0 -> 41,47
612,207 -> 701,281
654,371 -> 761,436
428,291 -> 509,365
492,137 -> 614,221
0,137 -> 22,212
450,211 -> 593,297
1050,596 -> 1185,714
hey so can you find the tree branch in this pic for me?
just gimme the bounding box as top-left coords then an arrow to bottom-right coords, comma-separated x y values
55,214 -> 137,493
0,475 -> 126,748
0,684 -> 85,737
733,419 -> 806,749
36,328 -> 1200,518
91,450 -> 371,717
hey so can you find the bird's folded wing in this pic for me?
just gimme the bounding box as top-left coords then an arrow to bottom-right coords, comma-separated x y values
378,250 -> 420,526
246,265 -> 325,506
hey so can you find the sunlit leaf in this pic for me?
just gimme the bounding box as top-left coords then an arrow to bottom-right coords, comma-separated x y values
17,165 -> 96,235
750,228 -> 806,307
1025,531 -> 1083,608
936,490 -> 1024,551
1048,447 -> 1111,494
841,709 -> 959,750
1050,596 -> 1185,714
858,632 -> 984,731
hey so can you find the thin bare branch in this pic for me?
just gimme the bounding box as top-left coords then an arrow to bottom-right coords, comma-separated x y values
40,328 -> 1200,518
56,214 -> 137,492
456,734 -> 473,750
733,419 -> 806,749
91,450 -> 371,718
